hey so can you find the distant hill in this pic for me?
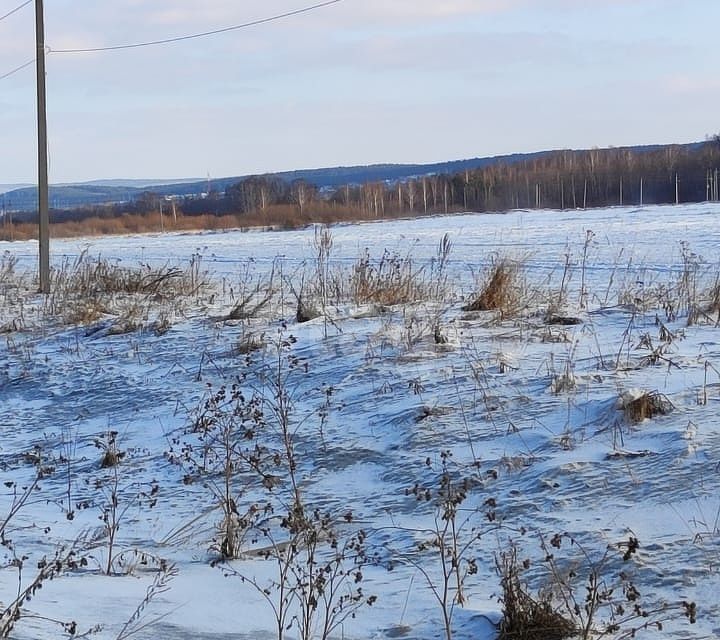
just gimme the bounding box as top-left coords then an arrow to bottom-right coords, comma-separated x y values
58,178 -> 203,188
0,143 -> 701,212
0,184 -> 32,195
0,152 -> 555,211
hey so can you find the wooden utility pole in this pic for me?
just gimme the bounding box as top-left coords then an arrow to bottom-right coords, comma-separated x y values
35,0 -> 50,293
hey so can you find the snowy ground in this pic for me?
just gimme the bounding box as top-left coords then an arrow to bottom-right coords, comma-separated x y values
1,203 -> 720,639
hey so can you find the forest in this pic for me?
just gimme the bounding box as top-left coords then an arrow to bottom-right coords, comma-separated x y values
2,140 -> 720,240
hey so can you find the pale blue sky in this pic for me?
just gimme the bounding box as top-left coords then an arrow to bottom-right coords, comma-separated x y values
1,0 -> 718,183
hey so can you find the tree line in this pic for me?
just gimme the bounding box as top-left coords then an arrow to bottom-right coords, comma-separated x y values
316,140 -> 720,216
171,139 -> 720,217
6,140 -> 720,232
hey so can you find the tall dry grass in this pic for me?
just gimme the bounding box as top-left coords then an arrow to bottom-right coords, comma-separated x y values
463,259 -> 525,318
0,201 -> 440,242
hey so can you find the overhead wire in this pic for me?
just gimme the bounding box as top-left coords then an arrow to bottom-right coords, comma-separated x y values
50,0 -> 344,54
0,0 -> 343,81
0,0 -> 33,82
0,0 -> 31,23
0,1 -> 344,83
0,57 -> 34,81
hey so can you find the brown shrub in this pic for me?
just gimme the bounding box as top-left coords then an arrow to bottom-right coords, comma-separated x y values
0,199 -> 442,242
621,390 -> 674,424
463,259 -> 523,316
497,548 -> 576,640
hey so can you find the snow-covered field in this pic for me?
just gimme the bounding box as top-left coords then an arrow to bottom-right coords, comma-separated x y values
1,203 -> 720,639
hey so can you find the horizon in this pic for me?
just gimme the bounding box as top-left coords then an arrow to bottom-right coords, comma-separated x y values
0,136 -> 707,192
2,0 -> 719,183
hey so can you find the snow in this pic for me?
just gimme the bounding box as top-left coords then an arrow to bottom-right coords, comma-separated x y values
1,202 -> 720,639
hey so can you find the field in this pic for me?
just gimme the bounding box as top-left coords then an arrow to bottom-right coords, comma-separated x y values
0,203 -> 719,639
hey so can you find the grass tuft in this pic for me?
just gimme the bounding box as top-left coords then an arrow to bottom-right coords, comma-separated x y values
42,251 -> 208,330
620,390 -> 674,424
463,259 -> 523,317
351,249 -> 425,306
497,548 -> 577,640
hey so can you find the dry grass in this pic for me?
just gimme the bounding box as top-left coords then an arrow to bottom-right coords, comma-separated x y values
351,249 -> 425,306
53,258 -> 194,297
97,431 -> 126,469
0,251 -> 18,282
693,274 -> 720,324
0,251 -> 31,332
235,332 -> 266,355
708,276 -> 720,315
497,549 -> 577,640
0,201 -> 440,242
226,267 -> 277,321
295,294 -> 321,323
620,390 -> 674,424
0,212 -> 244,240
463,259 -> 524,317
42,251 -> 208,330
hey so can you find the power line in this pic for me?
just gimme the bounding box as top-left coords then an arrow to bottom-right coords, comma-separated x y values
0,0 -> 31,22
0,56 -> 34,80
0,0 -> 35,83
0,0 -> 344,82
50,0 -> 344,54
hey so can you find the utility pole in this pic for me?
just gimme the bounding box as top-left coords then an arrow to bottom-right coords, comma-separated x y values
35,0 -> 50,293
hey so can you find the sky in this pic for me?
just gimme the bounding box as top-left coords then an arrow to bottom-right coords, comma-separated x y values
1,0 -> 719,184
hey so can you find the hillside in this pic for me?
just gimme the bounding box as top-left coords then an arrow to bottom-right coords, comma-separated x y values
0,183 -> 32,196
1,149 -> 561,211
3,141 -> 715,222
